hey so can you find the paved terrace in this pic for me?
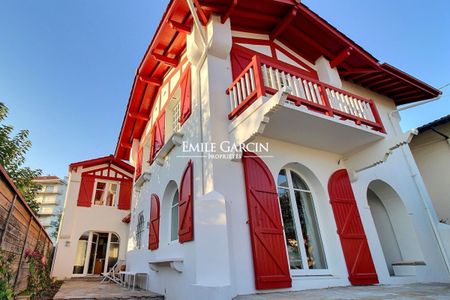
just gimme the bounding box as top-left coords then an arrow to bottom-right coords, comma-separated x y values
54,280 -> 163,300
235,283 -> 450,300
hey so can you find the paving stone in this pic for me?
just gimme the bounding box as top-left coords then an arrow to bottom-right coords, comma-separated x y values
53,280 -> 163,300
234,283 -> 450,300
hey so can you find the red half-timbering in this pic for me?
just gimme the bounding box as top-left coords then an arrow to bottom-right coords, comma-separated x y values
70,155 -> 134,210
328,169 -> 378,285
149,194 -> 161,250
179,160 -> 194,243
242,151 -> 292,290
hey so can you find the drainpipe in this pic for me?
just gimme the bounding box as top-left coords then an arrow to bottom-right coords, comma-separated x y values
186,0 -> 213,195
387,99 -> 450,277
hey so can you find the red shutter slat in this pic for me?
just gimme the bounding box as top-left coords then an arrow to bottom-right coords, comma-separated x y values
242,151 -> 292,290
178,160 -> 193,243
149,193 -> 160,250
150,113 -> 166,162
179,68 -> 191,125
136,147 -> 143,179
118,180 -> 132,210
328,169 -> 378,285
77,175 -> 95,207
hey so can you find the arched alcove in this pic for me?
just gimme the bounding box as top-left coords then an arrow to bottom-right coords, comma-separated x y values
367,180 -> 424,276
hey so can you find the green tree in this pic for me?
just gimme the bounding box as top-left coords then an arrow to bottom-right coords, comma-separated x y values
0,102 -> 42,213
50,214 -> 61,240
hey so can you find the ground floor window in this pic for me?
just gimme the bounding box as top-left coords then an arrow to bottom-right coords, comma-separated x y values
136,212 -> 145,249
277,168 -> 327,273
72,231 -> 120,276
171,190 -> 179,241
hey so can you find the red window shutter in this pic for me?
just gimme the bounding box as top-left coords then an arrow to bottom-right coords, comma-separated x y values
150,113 -> 166,162
178,160 -> 193,243
77,175 -> 95,207
118,180 -> 132,210
148,193 -> 160,250
136,147 -> 143,179
179,68 -> 191,125
242,151 -> 292,290
328,169 -> 378,285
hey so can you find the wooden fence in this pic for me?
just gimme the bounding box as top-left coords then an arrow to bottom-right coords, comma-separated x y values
0,164 -> 53,294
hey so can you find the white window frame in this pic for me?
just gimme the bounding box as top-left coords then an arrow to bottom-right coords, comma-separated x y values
170,190 -> 179,242
277,168 -> 329,276
92,179 -> 120,207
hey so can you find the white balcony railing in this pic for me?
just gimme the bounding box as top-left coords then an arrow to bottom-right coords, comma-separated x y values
226,55 -> 385,133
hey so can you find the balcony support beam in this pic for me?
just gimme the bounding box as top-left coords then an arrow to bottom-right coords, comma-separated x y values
152,52 -> 179,67
128,112 -> 150,122
138,75 -> 162,86
330,47 -> 353,68
169,20 -> 192,34
270,7 -> 297,40
221,0 -> 238,24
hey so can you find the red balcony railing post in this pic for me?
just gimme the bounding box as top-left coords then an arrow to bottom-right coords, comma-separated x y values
252,55 -> 266,98
368,99 -> 386,133
318,83 -> 334,117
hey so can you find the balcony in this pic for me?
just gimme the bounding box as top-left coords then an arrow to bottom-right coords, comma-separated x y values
226,55 -> 386,154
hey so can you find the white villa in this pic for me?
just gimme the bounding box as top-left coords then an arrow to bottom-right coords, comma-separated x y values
52,1 -> 450,299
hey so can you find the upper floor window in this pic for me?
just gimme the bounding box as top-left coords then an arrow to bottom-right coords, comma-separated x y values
136,212 -> 145,249
170,190 -> 179,241
45,185 -> 55,193
277,168 -> 327,273
93,181 -> 118,206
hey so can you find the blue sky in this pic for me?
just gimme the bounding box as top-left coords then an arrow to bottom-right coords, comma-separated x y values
0,0 -> 449,178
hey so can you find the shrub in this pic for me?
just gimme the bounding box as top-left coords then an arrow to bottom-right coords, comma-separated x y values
0,250 -> 15,300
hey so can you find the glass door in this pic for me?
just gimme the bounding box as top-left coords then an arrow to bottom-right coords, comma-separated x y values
87,233 -> 99,274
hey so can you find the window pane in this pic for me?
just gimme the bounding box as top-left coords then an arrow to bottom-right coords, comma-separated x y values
97,182 -> 106,189
110,234 -> 119,243
294,191 -> 327,269
107,243 -> 119,270
105,183 -> 117,206
291,172 -> 309,190
277,169 -> 288,187
73,239 -> 88,274
278,187 -> 303,269
171,191 -> 179,241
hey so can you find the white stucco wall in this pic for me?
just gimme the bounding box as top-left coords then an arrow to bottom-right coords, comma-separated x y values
123,14 -> 449,300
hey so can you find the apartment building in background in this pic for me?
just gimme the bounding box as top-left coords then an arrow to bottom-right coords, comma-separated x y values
33,175 -> 67,243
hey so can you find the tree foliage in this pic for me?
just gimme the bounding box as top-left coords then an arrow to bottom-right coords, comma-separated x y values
0,102 -> 42,213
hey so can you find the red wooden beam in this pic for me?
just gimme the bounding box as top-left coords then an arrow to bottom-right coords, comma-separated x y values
288,26 -> 334,58
340,68 -> 378,76
138,75 -> 162,86
151,52 -> 179,67
169,20 -> 191,34
270,7 -> 297,40
370,80 -> 401,91
357,73 -> 386,85
128,112 -> 150,121
221,0 -> 238,24
366,77 -> 395,89
193,0 -> 208,25
120,143 -> 132,149
330,47 -> 353,68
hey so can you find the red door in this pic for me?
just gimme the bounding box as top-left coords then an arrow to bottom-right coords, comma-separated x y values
328,169 -> 378,285
242,151 -> 291,290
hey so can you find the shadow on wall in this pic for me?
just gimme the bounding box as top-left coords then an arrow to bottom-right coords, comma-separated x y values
367,180 -> 424,276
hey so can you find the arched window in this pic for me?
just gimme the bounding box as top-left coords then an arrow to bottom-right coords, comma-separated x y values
277,168 -> 327,272
170,190 -> 179,241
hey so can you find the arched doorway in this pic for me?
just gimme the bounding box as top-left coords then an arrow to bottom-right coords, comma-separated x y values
72,231 -> 120,276
367,180 -> 424,276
